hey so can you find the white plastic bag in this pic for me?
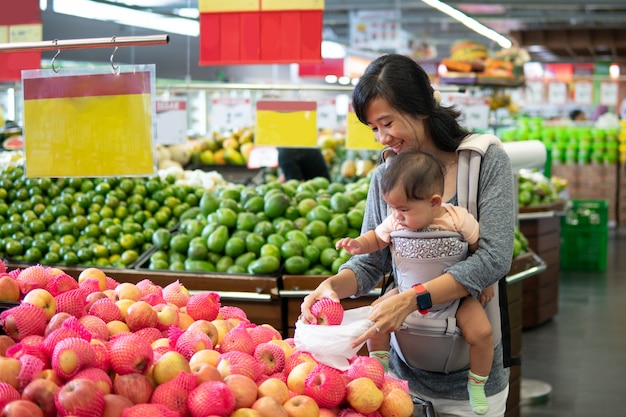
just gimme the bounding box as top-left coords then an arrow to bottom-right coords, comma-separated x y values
294,306 -> 373,370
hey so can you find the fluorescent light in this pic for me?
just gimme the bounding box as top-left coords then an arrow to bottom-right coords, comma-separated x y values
53,0 -> 199,37
322,40 -> 346,59
421,0 -> 512,49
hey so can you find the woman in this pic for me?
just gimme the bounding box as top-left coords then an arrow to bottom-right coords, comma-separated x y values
300,54 -> 516,416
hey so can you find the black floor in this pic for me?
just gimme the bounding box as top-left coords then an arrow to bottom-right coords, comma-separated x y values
520,227 -> 626,416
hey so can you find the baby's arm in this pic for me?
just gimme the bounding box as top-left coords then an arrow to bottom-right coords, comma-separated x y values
478,283 -> 495,305
335,230 -> 387,255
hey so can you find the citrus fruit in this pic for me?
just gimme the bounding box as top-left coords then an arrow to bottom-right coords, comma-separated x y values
245,233 -> 265,256
283,256 -> 311,275
216,208 -> 238,228
328,214 -> 349,238
320,247 -> 339,268
207,225 -> 229,254
304,220 -> 327,239
264,192 -> 291,219
225,236 -> 246,258
247,256 -> 280,275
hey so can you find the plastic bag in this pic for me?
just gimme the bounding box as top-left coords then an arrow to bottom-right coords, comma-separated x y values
294,306 -> 373,370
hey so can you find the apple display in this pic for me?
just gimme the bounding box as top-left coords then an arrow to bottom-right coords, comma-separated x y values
283,394 -> 320,417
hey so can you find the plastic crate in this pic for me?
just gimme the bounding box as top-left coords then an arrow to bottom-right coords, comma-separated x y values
560,227 -> 608,271
561,199 -> 609,228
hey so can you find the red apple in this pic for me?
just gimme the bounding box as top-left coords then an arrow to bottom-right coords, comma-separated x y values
283,394 -> 320,417
153,303 -> 179,330
102,393 -> 134,417
124,301 -> 158,331
85,291 -> 109,312
112,373 -> 153,404
186,319 -> 219,347
21,378 -> 60,417
224,374 -> 258,409
55,378 -> 105,417
44,312 -> 72,337
0,275 -> 20,303
3,399 -> 45,417
35,369 -> 64,387
191,362 -> 223,384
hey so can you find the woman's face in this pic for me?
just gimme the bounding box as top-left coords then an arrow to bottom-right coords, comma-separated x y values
364,97 -> 428,154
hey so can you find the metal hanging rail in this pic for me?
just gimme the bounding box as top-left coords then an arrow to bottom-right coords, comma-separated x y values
0,34 -> 169,53
159,82 -> 463,93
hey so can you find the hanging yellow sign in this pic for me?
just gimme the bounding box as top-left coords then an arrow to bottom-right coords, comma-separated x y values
22,67 -> 156,178
346,110 -> 382,150
255,100 -> 317,147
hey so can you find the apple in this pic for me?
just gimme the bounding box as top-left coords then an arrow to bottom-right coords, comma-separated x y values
345,377 -> 384,414
254,342 -> 286,375
85,291 -> 109,312
3,399 -> 45,417
0,275 -> 20,303
0,335 -> 16,356
319,408 -> 339,417
191,362 -> 223,384
0,357 -> 21,389
187,381 -> 235,417
21,377 -> 60,417
283,394 -> 320,417
78,267 -> 108,292
44,312 -> 72,337
310,299 -> 344,325
189,348 -> 220,368
257,377 -> 290,405
124,301 -> 158,331
251,396 -> 289,417
102,393 -> 134,417
152,350 -> 191,385
55,378 -> 105,417
104,289 -> 116,301
286,361 -> 317,395
176,312 -> 194,330
378,387 -> 414,417
210,319 -> 234,346
35,369 -> 64,387
114,283 -> 141,301
106,320 -> 130,337
22,289 -> 56,321
112,373 -> 153,404
114,299 -> 135,321
231,408 -> 262,417
153,303 -> 179,330
151,338 -> 170,350
187,319 -> 219,348
224,374 -> 258,409
268,339 -> 294,361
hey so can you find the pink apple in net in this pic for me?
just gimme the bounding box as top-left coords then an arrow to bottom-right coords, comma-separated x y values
286,361 -> 318,395
73,367 -> 113,395
135,279 -> 162,298
175,329 -> 213,360
0,303 -> 47,341
162,280 -> 190,308
186,319 -> 219,347
185,292 -> 220,321
3,399 -> 45,417
133,327 -> 163,345
191,362 -> 223,384
113,282 -> 141,301
347,356 -> 385,388
89,298 -> 123,324
51,337 -> 95,379
304,364 -> 347,409
102,393 -> 134,417
21,377 -> 60,417
252,396 -> 289,417
77,267 -> 108,292
220,322 -> 255,355
22,288 -> 56,321
257,377 -> 290,405
283,394 -> 320,417
224,373 -> 259,409
15,265 -> 50,294
112,372 -> 154,404
85,291 -> 109,312
122,403 -> 179,417
189,348 -> 220,368
380,374 -> 410,394
0,381 -> 20,410
310,299 -> 344,325
54,288 -> 87,318
187,380 -> 235,417
150,371 -> 196,416
254,342 -> 286,375
345,377 -> 384,414
78,314 -> 109,340
284,350 -> 316,375
248,324 -> 282,346
45,273 -> 79,297
124,300 -> 158,331
217,351 -> 264,382
108,333 -> 154,375
151,350 -> 191,385
0,275 -> 20,303
55,378 -> 105,417
44,312 -> 73,337
378,387 -> 414,417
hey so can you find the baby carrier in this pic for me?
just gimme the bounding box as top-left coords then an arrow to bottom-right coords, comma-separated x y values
387,134 -> 520,374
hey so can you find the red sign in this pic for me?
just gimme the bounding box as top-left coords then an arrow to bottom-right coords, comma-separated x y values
0,0 -> 42,82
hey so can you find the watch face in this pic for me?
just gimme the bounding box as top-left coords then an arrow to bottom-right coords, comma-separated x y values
417,292 -> 432,311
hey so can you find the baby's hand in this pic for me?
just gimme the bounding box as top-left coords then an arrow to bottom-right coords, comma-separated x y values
335,238 -> 363,254
479,284 -> 495,305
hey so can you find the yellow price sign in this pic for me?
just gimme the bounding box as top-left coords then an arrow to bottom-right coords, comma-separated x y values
199,0 -> 259,12
346,111 -> 382,150
255,101 -> 317,147
261,0 -> 324,10
0,26 -> 8,44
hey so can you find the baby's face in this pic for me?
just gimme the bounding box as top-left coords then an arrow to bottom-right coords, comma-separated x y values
384,186 -> 435,231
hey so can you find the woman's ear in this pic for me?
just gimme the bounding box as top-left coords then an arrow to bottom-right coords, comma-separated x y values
430,194 -> 443,207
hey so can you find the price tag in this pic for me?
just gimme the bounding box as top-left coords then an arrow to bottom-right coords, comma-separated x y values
317,98 -> 338,130
10,24 -> 42,42
210,97 -> 253,133
0,26 -> 8,43
255,101 -> 317,147
574,81 -> 593,105
155,99 -> 187,145
548,82 -> 567,105
247,146 -> 278,169
346,109 -> 382,150
599,82 -> 618,107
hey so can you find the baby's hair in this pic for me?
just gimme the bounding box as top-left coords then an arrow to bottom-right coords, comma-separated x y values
381,150 -> 445,201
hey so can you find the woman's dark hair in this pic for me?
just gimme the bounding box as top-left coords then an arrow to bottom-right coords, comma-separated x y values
381,151 -> 445,201
353,54 -> 468,152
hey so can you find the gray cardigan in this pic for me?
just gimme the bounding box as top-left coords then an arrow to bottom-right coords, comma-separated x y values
340,142 -> 516,400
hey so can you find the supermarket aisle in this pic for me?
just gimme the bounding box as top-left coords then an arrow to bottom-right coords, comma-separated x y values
520,228 -> 626,417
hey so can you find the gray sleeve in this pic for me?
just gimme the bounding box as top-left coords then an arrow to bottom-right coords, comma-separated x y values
445,145 -> 516,298
339,164 -> 394,297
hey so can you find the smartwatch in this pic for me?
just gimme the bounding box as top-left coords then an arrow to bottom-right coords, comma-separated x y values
412,284 -> 432,314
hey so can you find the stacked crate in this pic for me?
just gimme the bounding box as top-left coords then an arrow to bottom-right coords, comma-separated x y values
560,200 -> 609,271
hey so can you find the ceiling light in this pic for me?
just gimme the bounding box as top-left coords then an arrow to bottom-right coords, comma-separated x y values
53,0 -> 199,37
421,0 -> 512,49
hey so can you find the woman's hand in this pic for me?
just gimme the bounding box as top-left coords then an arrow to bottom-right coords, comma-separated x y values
351,288 -> 415,348
300,281 -> 341,324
